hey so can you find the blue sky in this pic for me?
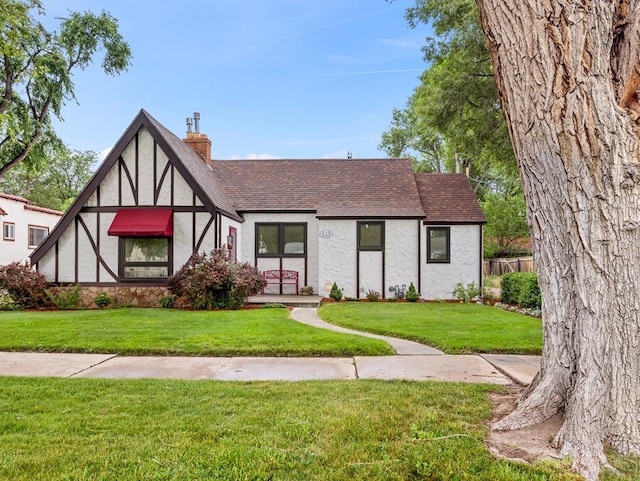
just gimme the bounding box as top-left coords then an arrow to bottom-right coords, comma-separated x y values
45,0 -> 428,160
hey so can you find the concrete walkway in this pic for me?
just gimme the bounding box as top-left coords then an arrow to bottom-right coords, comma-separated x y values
0,308 -> 541,385
290,307 -> 443,355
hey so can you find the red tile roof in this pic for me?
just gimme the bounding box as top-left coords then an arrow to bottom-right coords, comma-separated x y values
213,158 -> 427,218
0,192 -> 62,216
415,173 -> 486,224
24,204 -> 63,216
0,192 -> 29,204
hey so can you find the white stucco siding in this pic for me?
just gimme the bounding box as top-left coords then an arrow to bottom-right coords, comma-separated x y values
422,224 -> 482,299
155,149 -> 172,205
173,212 -> 194,270
172,171 -> 194,206
221,216 -> 243,261
97,163 -> 120,206
99,213 -> 119,281
318,219 -> 421,299
359,251 -> 383,297
242,213 -> 318,294
55,223 -> 76,282
77,213 -> 98,282
37,249 -> 56,279
194,212 -> 216,254
119,140 -> 137,206
318,219 -> 357,298
136,127 -> 156,206
384,219 -> 420,297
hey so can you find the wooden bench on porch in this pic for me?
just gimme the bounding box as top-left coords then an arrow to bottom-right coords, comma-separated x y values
262,269 -> 299,294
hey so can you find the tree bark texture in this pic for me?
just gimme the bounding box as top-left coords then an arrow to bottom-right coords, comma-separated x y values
475,1 -> 640,479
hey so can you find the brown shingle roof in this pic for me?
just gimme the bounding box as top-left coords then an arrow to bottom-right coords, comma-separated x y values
415,173 -> 486,224
142,111 -> 239,220
213,158 -> 426,218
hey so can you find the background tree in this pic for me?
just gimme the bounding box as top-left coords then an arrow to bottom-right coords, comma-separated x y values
381,0 -> 520,195
0,145 -> 96,210
481,192 -> 529,258
473,0 -> 640,479
0,0 -> 131,177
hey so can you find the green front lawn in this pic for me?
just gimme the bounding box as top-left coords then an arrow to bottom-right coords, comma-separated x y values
0,377 -> 589,481
0,308 -> 392,357
318,302 -> 542,354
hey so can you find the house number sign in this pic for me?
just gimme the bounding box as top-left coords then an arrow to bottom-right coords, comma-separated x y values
319,229 -> 333,238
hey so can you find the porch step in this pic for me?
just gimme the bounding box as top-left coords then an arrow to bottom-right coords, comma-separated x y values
247,294 -> 323,308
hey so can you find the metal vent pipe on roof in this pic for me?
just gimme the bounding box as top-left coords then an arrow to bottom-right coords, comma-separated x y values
194,112 -> 200,133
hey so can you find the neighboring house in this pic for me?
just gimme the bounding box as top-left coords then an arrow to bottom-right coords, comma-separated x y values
0,193 -> 63,266
30,110 -> 485,303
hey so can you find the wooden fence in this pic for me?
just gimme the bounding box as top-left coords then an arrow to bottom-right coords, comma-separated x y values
484,257 -> 534,276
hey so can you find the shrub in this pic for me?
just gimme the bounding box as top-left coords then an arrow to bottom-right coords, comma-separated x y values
366,289 -> 381,302
94,293 -> 112,308
329,282 -> 343,301
0,261 -> 51,309
452,281 -> 482,303
261,303 -> 287,309
0,290 -> 19,311
167,249 -> 266,310
159,295 -> 176,308
46,284 -> 81,310
405,282 -> 420,302
501,272 -> 541,309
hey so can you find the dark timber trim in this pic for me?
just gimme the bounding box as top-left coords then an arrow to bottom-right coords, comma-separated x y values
77,215 -> 118,281
30,109 -> 241,266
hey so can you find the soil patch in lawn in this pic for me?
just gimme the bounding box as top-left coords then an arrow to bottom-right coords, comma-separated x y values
487,388 -> 563,464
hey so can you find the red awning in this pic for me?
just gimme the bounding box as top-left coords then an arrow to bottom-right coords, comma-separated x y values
108,208 -> 173,237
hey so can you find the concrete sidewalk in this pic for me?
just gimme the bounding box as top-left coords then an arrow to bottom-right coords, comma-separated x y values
0,307 -> 541,385
0,352 -> 539,385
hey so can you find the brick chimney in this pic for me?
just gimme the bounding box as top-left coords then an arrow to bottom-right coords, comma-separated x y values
183,112 -> 212,167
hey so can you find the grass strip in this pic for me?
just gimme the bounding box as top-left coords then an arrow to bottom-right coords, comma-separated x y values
318,302 -> 543,354
0,377 -> 594,480
0,308 -> 392,356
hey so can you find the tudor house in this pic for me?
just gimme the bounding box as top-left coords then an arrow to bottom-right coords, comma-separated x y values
30,110 -> 485,305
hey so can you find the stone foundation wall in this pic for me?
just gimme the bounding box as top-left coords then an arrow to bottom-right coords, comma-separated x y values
65,286 -> 171,309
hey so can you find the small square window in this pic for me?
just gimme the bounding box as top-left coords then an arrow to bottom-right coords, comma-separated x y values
358,221 -> 384,251
3,222 -> 15,241
427,227 -> 450,263
28,225 -> 48,248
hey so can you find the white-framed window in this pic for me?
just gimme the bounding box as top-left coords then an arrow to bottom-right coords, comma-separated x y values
3,222 -> 15,241
28,225 -> 49,249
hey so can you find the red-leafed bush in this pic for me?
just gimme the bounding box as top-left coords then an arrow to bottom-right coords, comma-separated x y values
0,262 -> 51,309
167,250 -> 266,310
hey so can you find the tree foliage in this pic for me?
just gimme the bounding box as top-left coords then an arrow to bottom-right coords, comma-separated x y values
381,0 -> 519,194
0,145 -> 96,210
481,192 -> 529,258
0,0 -> 131,177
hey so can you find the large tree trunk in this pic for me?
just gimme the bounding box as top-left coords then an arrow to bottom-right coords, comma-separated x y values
474,1 -> 640,479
